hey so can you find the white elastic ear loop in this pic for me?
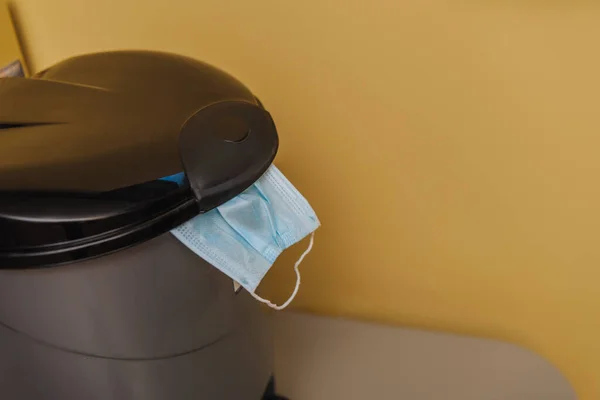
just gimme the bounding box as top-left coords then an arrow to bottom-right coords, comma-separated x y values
249,232 -> 315,311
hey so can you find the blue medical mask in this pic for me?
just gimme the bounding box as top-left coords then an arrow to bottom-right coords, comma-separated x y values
171,165 -> 320,310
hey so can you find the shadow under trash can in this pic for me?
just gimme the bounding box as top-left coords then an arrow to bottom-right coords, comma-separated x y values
0,51 -> 289,400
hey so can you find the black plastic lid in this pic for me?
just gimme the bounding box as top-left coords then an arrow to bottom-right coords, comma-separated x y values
0,51 -> 278,268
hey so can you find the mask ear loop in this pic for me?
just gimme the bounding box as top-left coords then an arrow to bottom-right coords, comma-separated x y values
249,232 -> 315,311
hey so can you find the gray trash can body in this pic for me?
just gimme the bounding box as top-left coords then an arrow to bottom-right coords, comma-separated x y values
0,234 -> 273,400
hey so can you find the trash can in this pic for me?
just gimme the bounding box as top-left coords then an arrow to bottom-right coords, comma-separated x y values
0,51 -> 281,400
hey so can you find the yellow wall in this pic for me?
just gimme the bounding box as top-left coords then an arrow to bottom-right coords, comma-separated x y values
0,1 -> 24,69
11,0 -> 600,397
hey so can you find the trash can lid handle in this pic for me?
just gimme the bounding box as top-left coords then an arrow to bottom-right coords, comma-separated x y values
179,100 -> 279,212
